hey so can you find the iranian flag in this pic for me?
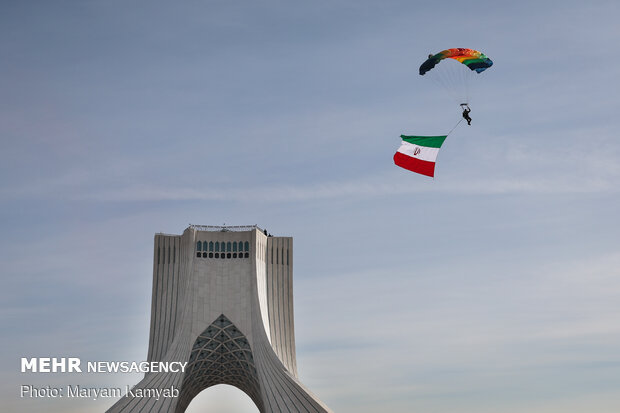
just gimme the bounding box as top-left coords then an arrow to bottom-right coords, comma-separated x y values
393,135 -> 448,177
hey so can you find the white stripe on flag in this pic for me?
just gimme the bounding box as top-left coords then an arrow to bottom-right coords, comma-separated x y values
396,141 -> 440,163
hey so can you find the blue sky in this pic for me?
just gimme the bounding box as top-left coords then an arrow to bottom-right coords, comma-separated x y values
2,1 -> 619,412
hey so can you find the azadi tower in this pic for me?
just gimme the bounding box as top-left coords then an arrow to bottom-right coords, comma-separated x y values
107,225 -> 332,412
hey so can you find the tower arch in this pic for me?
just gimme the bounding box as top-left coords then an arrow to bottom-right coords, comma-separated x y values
185,384 -> 259,413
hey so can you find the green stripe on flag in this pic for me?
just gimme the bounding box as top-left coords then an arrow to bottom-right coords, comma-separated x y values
400,135 -> 447,148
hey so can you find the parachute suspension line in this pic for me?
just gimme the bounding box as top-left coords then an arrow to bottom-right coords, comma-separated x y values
424,58 -> 468,104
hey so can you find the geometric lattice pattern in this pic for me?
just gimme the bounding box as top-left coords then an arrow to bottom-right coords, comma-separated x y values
176,314 -> 264,412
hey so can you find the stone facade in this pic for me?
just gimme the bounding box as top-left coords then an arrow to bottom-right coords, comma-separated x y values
107,225 -> 332,413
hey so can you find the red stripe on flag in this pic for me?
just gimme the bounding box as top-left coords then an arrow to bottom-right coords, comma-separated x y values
393,152 -> 436,177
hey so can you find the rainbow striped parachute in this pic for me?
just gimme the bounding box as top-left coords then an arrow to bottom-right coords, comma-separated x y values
419,48 -> 493,76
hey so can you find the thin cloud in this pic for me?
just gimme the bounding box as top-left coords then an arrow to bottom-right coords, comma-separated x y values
65,173 -> 619,203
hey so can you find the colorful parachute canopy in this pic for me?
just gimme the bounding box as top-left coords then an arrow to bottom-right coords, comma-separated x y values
419,48 -> 493,75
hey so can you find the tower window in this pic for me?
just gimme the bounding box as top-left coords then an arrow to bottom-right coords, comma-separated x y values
215,242 -> 220,252
227,242 -> 231,252
244,241 -> 250,252
209,241 -> 214,252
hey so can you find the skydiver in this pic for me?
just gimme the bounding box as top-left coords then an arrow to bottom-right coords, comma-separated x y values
461,104 -> 472,125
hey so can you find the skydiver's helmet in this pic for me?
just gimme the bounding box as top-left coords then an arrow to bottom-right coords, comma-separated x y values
428,54 -> 433,58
